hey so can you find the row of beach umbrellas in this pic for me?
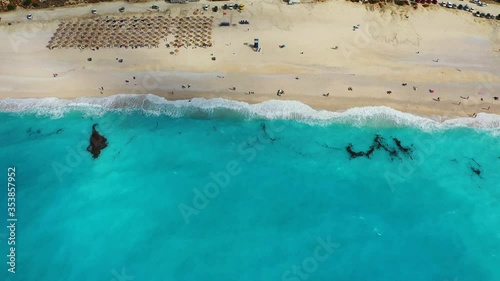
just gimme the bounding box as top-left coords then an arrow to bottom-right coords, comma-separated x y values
47,15 -> 214,50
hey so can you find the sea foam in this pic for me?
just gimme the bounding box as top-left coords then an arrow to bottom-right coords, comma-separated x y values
0,94 -> 499,132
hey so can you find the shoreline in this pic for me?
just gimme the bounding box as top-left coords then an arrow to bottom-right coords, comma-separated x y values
1,0 -> 499,120
1,94 -> 499,131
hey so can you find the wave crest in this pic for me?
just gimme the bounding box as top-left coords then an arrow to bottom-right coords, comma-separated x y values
0,94 -> 499,132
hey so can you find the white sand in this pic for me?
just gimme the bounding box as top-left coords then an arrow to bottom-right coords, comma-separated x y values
0,0 -> 499,117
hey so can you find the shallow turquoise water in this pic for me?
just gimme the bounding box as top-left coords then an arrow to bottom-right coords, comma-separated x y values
0,103 -> 499,281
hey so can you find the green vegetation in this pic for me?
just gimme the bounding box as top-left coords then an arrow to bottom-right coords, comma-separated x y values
7,4 -> 16,10
22,0 -> 32,6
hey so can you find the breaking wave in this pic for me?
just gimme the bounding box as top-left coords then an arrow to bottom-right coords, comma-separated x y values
0,94 -> 499,132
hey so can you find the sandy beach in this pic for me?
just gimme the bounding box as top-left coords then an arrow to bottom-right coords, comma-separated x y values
0,0 -> 499,118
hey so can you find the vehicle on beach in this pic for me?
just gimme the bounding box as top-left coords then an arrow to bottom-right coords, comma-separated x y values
203,4 -> 209,10
152,5 -> 159,10
119,7 -> 125,12
91,9 -> 97,14
26,14 -> 33,20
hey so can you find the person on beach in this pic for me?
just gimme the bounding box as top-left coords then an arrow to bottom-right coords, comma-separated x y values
413,86 -> 417,91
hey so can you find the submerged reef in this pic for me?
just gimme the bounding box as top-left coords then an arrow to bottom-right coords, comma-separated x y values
87,124 -> 108,159
345,134 -> 413,160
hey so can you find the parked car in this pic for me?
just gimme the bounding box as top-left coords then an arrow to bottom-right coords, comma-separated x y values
27,14 -> 33,20
91,9 -> 97,14
119,7 -> 125,12
151,5 -> 159,10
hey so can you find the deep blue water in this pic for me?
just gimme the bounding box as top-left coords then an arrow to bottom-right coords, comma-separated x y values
0,100 -> 499,281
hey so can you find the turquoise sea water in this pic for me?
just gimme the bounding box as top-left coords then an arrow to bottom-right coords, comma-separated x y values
0,96 -> 499,281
